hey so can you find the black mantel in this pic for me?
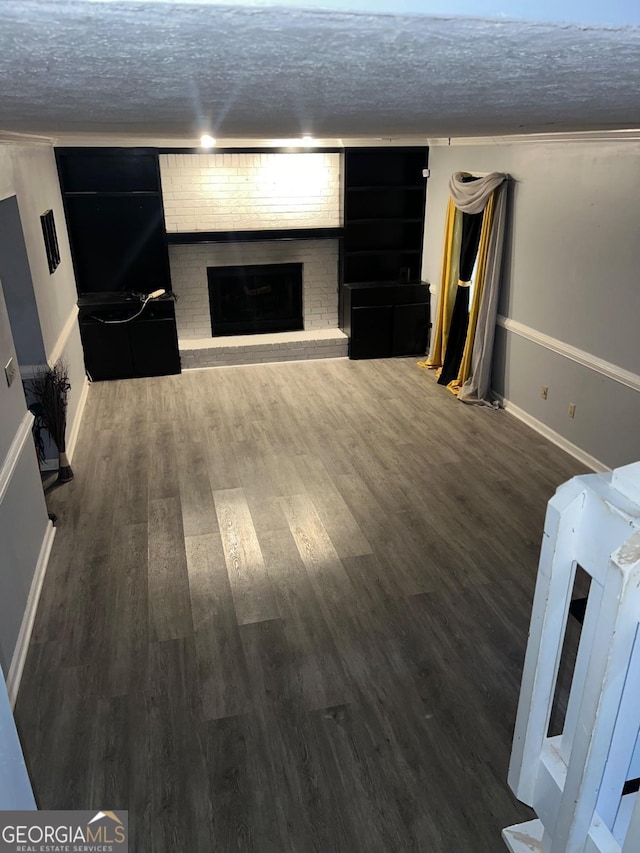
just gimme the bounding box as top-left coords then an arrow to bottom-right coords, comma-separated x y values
166,227 -> 344,245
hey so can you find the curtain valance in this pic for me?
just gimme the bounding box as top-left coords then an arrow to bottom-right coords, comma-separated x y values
449,172 -> 506,214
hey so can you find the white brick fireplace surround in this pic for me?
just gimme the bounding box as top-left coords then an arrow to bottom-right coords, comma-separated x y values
160,152 -> 341,233
169,240 -> 347,368
159,151 -> 347,368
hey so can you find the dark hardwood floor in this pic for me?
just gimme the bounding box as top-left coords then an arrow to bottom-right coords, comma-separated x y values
15,358 -> 586,852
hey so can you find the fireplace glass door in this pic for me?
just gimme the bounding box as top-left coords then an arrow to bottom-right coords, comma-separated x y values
207,263 -> 303,337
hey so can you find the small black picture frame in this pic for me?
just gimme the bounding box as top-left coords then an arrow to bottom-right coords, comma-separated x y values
40,209 -> 60,274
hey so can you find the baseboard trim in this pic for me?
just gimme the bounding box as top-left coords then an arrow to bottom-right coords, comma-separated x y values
500,396 -> 609,473
496,315 -> 640,393
0,412 -> 34,505
7,521 -> 56,708
66,376 -> 90,463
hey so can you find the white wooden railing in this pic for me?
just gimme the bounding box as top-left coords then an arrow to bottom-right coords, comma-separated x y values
504,462 -> 640,853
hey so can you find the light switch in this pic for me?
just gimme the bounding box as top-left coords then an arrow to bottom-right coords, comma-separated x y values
4,357 -> 16,387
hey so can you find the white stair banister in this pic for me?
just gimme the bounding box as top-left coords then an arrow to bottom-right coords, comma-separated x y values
504,462 -> 640,853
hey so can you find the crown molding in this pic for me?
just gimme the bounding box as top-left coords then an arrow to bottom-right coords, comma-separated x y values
51,134 -> 430,149
428,129 -> 640,146
4,127 -> 639,150
0,130 -> 56,147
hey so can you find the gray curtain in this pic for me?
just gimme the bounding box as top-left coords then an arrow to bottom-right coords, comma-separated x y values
447,172 -> 508,406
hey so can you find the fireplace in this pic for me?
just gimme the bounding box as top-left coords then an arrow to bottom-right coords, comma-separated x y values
207,263 -> 303,336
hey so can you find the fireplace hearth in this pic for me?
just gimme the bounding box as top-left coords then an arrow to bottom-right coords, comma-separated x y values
207,263 -> 303,336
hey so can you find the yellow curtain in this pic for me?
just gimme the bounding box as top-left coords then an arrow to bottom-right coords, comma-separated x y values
447,190 -> 496,395
418,199 -> 462,371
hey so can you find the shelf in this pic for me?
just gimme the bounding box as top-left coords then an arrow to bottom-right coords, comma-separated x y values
64,191 -> 160,197
346,217 -> 423,224
347,185 -> 424,192
344,248 -> 421,257
343,280 -> 429,289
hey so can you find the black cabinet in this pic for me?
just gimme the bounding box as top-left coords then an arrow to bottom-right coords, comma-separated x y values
78,296 -> 180,381
351,306 -> 393,359
392,303 -> 430,357
342,282 -> 430,360
129,318 -> 180,379
78,322 -> 132,381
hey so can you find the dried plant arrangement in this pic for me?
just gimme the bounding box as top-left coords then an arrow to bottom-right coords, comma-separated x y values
27,360 -> 73,483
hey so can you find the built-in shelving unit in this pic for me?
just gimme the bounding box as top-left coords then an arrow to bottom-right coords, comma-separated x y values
56,148 -> 180,380
340,147 -> 430,358
56,148 -> 172,296
343,148 -> 427,284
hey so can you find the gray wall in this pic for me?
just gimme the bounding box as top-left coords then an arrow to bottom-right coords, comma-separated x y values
0,143 -> 85,680
0,283 -> 27,464
0,282 -> 49,677
0,145 -> 79,360
0,428 -> 50,676
423,140 -> 640,469
0,197 -> 46,366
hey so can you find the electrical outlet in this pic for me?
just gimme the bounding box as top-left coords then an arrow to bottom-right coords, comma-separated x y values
568,403 -> 576,419
4,357 -> 16,388
541,386 -> 548,400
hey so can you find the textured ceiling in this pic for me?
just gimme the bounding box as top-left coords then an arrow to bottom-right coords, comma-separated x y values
0,1 -> 639,142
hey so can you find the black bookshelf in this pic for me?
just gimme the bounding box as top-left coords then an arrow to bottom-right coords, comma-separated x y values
56,148 -> 172,297
343,148 -> 427,285
340,148 -> 429,358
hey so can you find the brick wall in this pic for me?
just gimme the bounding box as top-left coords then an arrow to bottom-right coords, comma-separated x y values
169,240 -> 339,340
160,152 -> 341,233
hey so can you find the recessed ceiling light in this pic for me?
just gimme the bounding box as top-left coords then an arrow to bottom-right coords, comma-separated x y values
300,135 -> 315,146
200,134 -> 216,148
